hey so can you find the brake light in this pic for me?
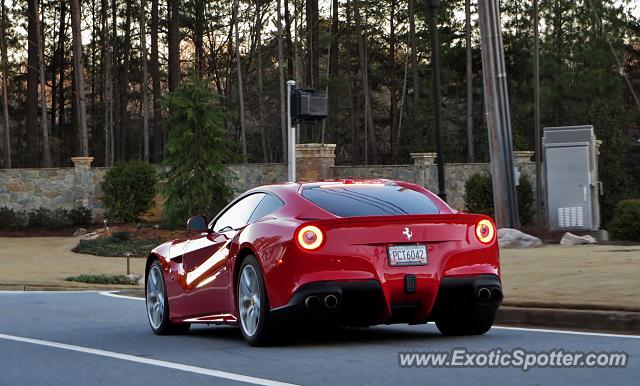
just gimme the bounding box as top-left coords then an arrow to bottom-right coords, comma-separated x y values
297,225 -> 324,250
475,219 -> 496,244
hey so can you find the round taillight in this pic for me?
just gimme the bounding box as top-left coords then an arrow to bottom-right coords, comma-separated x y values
476,219 -> 495,244
297,225 -> 324,250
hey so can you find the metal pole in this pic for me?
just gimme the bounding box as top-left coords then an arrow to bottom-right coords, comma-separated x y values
533,0 -> 542,228
427,0 -> 447,202
287,80 -> 296,182
478,0 -> 519,228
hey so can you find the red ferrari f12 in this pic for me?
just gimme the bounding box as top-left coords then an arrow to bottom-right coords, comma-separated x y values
145,179 -> 502,345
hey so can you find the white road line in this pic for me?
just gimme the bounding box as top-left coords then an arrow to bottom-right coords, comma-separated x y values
0,290 -> 98,294
0,333 -> 299,386
99,291 -> 145,301
492,325 -> 640,339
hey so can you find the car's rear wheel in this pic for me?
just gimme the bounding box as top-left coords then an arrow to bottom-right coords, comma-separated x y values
146,261 -> 190,335
237,255 -> 274,346
435,308 -> 496,336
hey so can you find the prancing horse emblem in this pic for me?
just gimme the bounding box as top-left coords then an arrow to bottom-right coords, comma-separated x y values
402,227 -> 413,241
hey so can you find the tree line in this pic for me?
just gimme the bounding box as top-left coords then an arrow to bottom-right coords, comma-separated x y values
0,1 -> 638,190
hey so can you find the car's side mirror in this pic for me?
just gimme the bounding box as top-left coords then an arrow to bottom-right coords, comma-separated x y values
187,215 -> 209,233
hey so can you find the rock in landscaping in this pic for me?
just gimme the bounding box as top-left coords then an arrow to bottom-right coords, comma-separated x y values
81,232 -> 100,240
560,232 -> 597,245
72,228 -> 88,236
498,228 -> 543,248
126,273 -> 144,286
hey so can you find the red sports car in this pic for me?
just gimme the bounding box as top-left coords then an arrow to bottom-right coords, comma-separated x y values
145,179 -> 502,345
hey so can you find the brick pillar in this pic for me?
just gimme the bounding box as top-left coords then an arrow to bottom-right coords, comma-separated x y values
295,143 -> 336,182
71,156 -> 94,209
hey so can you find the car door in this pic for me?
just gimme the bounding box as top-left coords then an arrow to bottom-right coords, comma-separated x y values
180,193 -> 266,318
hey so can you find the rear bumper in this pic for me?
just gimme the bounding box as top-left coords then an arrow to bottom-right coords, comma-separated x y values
269,274 -> 502,326
270,280 -> 387,326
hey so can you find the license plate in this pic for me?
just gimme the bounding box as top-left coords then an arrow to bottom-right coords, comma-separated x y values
387,244 -> 428,266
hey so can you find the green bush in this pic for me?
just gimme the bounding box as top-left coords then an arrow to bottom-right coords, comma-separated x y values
608,200 -> 640,241
65,274 -> 138,285
463,174 -> 494,217
517,174 -> 534,226
69,207 -> 93,225
73,237 -> 156,257
0,207 -> 28,229
0,206 -> 93,229
102,161 -> 158,223
161,78 -> 232,228
111,231 -> 132,242
463,172 -> 535,225
27,208 -> 73,228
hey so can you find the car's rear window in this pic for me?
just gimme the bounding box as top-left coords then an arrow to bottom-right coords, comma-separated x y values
301,184 -> 440,217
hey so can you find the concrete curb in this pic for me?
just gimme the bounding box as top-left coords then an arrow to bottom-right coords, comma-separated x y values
0,283 -> 142,292
496,306 -> 640,335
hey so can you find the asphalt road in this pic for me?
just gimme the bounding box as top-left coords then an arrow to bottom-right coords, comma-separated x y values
0,291 -> 637,386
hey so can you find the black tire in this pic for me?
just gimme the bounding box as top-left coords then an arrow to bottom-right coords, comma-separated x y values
237,255 -> 275,346
146,260 -> 191,335
435,308 -> 496,336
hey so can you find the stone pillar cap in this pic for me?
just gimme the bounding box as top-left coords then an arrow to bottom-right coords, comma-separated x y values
71,156 -> 95,168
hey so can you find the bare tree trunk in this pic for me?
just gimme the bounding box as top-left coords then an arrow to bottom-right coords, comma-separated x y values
101,0 -> 114,166
255,1 -> 267,162
150,0 -> 161,162
389,0 -> 398,161
354,2 -> 377,164
283,0 -> 293,79
71,0 -> 89,156
0,1 -> 10,168
168,0 -> 180,91
465,0 -> 474,162
305,0 -> 320,87
346,0 -> 358,163
329,0 -> 339,78
141,0 -> 150,161
232,0 -> 247,160
27,0 -> 39,165
409,0 -> 418,100
57,2 -> 66,144
194,0 -> 205,77
111,0 -> 120,159
119,2 -> 132,161
90,0 -> 98,158
35,0 -> 51,166
276,0 -> 287,163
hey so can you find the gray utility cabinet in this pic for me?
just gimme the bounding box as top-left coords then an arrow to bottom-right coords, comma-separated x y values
543,125 -> 601,231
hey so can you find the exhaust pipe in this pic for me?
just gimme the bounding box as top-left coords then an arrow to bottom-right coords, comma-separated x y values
490,287 -> 503,302
477,287 -> 491,302
305,296 -> 321,309
323,294 -> 338,309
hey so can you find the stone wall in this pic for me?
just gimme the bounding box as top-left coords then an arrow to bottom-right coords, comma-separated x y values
331,151 -> 536,211
0,145 -> 536,221
226,163 -> 288,194
0,159 -> 287,222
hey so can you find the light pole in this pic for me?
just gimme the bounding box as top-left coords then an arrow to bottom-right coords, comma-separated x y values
287,80 -> 296,182
426,0 -> 447,202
